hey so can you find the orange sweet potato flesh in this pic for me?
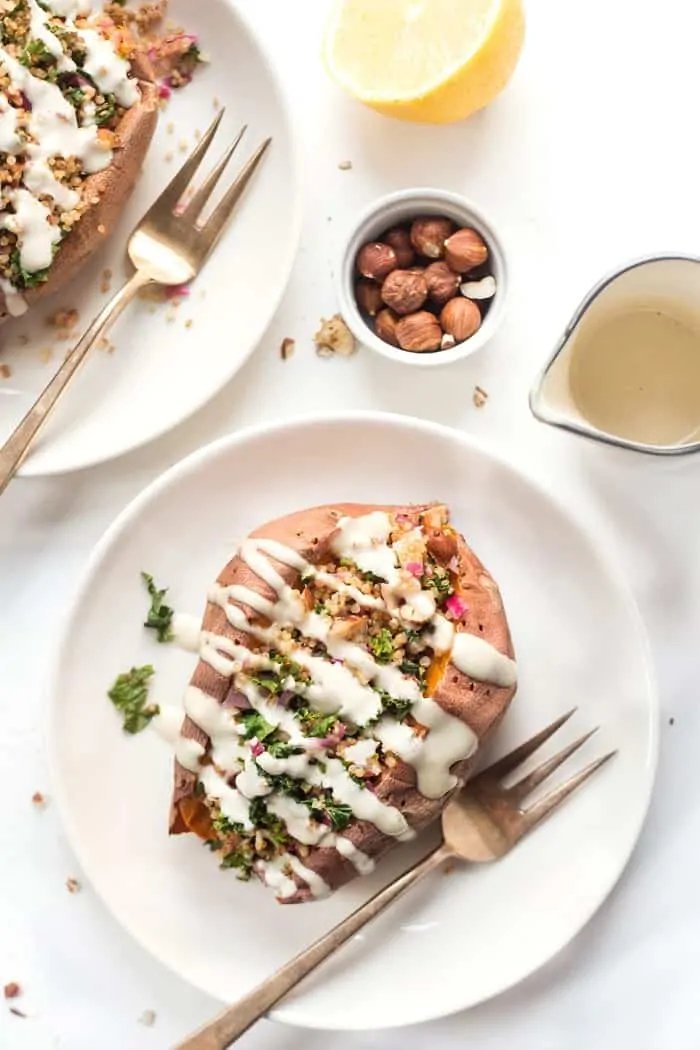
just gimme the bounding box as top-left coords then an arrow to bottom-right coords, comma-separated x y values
170,503 -> 517,901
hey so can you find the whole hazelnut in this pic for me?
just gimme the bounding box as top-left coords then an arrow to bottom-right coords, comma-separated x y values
410,216 -> 455,259
356,242 -> 398,281
384,227 -> 416,268
381,269 -> 428,315
440,298 -> 482,342
355,279 -> 383,317
375,308 -> 400,346
424,261 -> 460,306
396,311 -> 443,353
444,228 -> 489,274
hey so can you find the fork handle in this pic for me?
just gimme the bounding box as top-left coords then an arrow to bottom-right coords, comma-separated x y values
0,268 -> 153,494
174,843 -> 452,1050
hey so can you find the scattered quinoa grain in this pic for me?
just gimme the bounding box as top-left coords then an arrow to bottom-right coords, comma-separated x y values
66,877 -> 81,893
473,385 -> 489,408
139,1009 -> 157,1027
338,160 -> 353,171
185,318 -> 193,329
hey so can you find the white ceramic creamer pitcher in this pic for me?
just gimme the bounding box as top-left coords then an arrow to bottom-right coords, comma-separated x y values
530,254 -> 700,455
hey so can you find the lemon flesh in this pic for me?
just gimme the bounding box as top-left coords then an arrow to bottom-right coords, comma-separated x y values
324,0 -> 525,124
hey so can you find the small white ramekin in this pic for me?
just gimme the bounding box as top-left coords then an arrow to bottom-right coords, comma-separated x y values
336,187 -> 508,368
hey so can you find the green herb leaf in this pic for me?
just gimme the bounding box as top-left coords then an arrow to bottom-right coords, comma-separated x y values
339,557 -> 386,584
94,93 -> 117,126
373,688 -> 413,722
220,849 -> 254,878
238,710 -> 276,742
368,628 -> 394,664
141,571 -> 174,642
248,672 -> 283,696
107,665 -> 158,734
211,812 -> 244,838
266,740 -> 299,759
248,799 -> 289,847
399,658 -> 424,681
421,567 -> 453,600
309,797 -> 353,831
293,705 -> 338,738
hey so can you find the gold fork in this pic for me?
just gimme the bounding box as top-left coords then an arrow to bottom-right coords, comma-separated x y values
0,110 -> 271,495
175,710 -> 616,1050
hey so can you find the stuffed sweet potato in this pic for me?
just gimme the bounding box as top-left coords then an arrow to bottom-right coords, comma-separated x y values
170,503 -> 518,902
0,0 -> 159,321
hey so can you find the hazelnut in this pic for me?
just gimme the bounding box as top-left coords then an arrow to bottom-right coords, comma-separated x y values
410,216 -> 455,259
396,311 -> 443,353
444,228 -> 489,274
381,269 -> 428,315
356,242 -> 398,281
384,227 -> 416,268
440,298 -> 481,342
375,308 -> 400,346
355,279 -> 383,317
424,261 -> 460,306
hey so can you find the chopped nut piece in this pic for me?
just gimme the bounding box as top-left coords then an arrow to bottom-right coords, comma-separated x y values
314,315 -> 356,358
31,791 -> 47,808
338,160 -> 353,170
0,363 -> 11,379
280,337 -> 296,361
48,309 -> 79,331
473,385 -> 489,408
139,1009 -> 157,1027
4,983 -> 20,999
40,348 -> 52,363
185,319 -> 193,329
460,275 -> 497,300
66,877 -> 81,894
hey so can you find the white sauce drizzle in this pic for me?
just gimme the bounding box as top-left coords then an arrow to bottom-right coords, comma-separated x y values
257,853 -> 331,901
77,28 -> 140,108
171,613 -> 202,653
343,738 -> 379,769
452,632 -> 517,688
0,278 -> 27,317
44,0 -> 91,17
28,0 -> 75,71
152,705 -> 205,773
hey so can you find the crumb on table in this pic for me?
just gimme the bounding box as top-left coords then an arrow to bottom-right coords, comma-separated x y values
473,385 -> 489,408
280,337 -> 295,361
0,363 -> 11,379
3,983 -> 20,1000
31,791 -> 47,808
66,877 -> 81,894
139,1009 -> 157,1027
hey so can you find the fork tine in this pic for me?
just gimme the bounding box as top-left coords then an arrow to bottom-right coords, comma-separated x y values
150,110 -> 225,214
476,709 -> 577,783
521,751 -> 617,834
198,138 -> 272,253
507,728 -> 598,803
183,125 -> 247,221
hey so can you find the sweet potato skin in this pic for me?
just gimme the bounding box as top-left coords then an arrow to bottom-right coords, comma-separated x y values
0,55 -> 159,322
171,503 -> 517,900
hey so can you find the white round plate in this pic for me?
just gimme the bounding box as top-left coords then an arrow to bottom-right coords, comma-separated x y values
50,413 -> 658,1031
0,0 -> 301,477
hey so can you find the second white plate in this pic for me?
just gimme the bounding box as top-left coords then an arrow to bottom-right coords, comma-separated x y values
49,413 -> 657,1030
0,0 -> 301,476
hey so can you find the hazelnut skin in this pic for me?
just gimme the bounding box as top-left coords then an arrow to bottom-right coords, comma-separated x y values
381,269 -> 429,315
440,298 -> 482,342
424,261 -> 460,306
375,308 -> 400,346
355,279 -> 383,317
444,228 -> 489,274
356,242 -> 398,281
410,216 -> 455,259
384,227 -> 416,268
396,311 -> 443,353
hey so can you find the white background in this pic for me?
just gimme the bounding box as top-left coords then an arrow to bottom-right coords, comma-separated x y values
2,0 -> 700,1047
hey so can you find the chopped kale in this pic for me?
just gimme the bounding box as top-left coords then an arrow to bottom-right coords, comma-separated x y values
141,571 -> 174,642
300,571 -> 315,586
308,797 -> 353,831
211,812 -> 243,838
20,38 -> 57,76
94,93 -> 117,126
292,705 -> 338,738
399,658 -> 425,682
248,799 -> 289,847
422,566 -> 453,601
268,652 -> 311,685
339,557 -> 386,584
368,628 -> 394,664
238,710 -> 276,742
220,849 -> 254,878
266,740 -> 300,759
204,838 -> 223,851
313,601 -> 327,614
9,249 -> 50,290
373,688 -> 413,721
249,671 -> 283,696
261,771 -> 309,801
107,665 -> 159,734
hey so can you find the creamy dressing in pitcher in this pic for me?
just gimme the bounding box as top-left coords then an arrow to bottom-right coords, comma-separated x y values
568,303 -> 700,446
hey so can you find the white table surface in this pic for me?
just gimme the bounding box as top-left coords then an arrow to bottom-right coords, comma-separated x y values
3,1 -> 700,1047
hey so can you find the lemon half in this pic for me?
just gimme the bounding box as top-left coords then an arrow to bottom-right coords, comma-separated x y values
324,0 -> 525,125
